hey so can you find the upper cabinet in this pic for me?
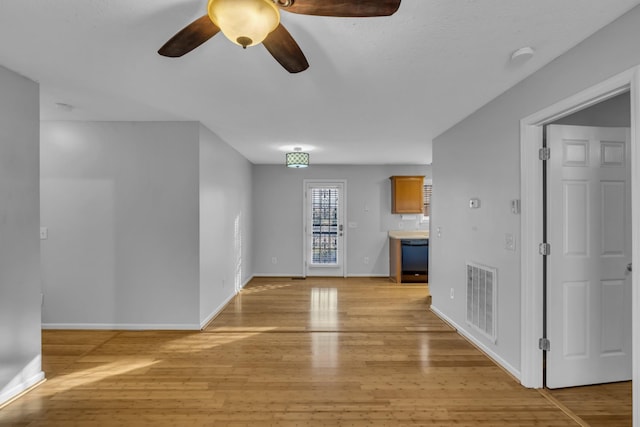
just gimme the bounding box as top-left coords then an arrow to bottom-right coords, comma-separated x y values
390,176 -> 424,214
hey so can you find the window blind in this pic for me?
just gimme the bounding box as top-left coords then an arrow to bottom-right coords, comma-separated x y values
423,183 -> 432,217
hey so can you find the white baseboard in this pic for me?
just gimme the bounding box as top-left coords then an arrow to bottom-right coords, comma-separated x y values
42,277 -> 257,332
347,274 -> 389,278
200,275 -> 253,329
252,273 -> 303,277
253,273 -> 390,278
430,304 -> 521,381
0,358 -> 45,407
42,323 -> 201,330
199,292 -> 237,330
0,372 -> 44,407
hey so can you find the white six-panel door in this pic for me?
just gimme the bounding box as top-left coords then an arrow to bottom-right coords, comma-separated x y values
546,125 -> 632,389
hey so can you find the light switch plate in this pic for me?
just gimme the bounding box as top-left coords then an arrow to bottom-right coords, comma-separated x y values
505,233 -> 516,251
40,227 -> 48,240
469,198 -> 480,209
511,199 -> 521,214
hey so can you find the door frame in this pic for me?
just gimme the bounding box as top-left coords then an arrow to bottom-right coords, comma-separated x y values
519,65 -> 639,416
302,179 -> 348,278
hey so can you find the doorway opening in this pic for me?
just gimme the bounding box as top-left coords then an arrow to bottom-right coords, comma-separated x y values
519,67 -> 640,422
303,180 -> 347,277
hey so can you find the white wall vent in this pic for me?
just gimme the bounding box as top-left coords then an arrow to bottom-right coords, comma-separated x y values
466,261 -> 497,343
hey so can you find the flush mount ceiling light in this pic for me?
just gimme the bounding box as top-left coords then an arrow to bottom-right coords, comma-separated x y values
510,46 -> 535,64
286,147 -> 309,168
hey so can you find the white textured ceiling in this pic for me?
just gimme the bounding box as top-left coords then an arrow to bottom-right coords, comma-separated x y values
0,0 -> 639,165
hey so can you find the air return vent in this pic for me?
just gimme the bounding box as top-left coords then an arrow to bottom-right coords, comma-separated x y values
466,262 -> 497,343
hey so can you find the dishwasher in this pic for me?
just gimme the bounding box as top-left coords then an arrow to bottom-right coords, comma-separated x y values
400,239 -> 429,282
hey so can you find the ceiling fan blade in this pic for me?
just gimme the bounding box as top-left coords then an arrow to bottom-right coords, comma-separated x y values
282,0 -> 401,17
158,15 -> 220,57
262,24 -> 309,73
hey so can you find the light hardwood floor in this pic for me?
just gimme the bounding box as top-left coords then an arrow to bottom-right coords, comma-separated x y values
0,277 -> 629,426
546,381 -> 631,427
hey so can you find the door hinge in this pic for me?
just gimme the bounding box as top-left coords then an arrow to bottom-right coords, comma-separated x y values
539,147 -> 551,161
539,338 -> 551,351
539,243 -> 551,256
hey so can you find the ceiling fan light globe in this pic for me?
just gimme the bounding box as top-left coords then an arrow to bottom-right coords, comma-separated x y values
208,0 -> 280,48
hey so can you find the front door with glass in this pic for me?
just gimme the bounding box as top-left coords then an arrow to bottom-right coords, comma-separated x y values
304,181 -> 345,277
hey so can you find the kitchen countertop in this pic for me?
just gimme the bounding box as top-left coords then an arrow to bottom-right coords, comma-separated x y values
388,230 -> 429,239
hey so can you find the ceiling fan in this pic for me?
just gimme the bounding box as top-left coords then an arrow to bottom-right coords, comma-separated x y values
158,0 -> 401,73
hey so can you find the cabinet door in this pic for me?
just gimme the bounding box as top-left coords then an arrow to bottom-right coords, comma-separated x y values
391,176 -> 423,213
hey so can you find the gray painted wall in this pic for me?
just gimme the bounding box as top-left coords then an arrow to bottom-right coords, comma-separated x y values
199,124 -> 253,326
0,66 -> 43,404
431,5 -> 640,374
40,121 -> 201,328
554,91 -> 630,127
252,164 -> 431,276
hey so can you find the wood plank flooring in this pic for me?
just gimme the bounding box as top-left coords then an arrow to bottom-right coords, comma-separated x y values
546,382 -> 632,427
0,277 -> 626,426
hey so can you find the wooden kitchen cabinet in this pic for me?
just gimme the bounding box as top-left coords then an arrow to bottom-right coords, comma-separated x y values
389,237 -> 402,283
390,176 -> 424,214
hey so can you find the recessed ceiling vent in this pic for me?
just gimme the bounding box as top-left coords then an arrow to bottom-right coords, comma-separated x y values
466,261 -> 497,343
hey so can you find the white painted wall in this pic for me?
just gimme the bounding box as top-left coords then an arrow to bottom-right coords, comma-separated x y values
252,164 -> 430,276
0,66 -> 43,404
431,5 -> 640,376
40,121 -> 201,329
199,125 -> 253,327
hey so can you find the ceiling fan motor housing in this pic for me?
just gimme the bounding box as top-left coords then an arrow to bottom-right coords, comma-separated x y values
208,0 -> 280,48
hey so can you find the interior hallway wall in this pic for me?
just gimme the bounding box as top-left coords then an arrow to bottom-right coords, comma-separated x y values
430,5 -> 640,377
199,124 -> 253,327
0,65 -> 43,404
40,121 -> 201,329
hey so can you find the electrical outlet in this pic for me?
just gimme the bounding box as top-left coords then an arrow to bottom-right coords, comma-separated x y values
437,227 -> 442,238
398,222 -> 404,229
271,257 -> 277,264
363,257 -> 369,265
450,288 -> 454,299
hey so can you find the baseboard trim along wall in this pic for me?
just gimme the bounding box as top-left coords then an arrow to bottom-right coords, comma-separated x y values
41,323 -> 202,331
252,273 -> 390,278
430,305 -> 521,382
251,273 -> 302,277
345,274 -> 390,278
0,373 -> 44,408
0,358 -> 45,407
199,275 -> 253,330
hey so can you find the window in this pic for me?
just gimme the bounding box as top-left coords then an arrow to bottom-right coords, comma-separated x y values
310,187 -> 339,264
423,181 -> 432,217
